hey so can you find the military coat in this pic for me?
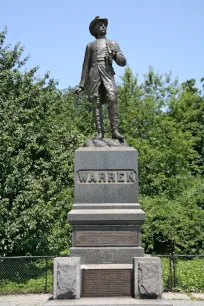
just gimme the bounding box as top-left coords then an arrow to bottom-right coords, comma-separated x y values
79,38 -> 126,103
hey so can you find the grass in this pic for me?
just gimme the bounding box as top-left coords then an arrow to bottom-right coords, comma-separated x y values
175,257 -> 204,292
160,257 -> 171,290
0,272 -> 52,294
0,257 -> 53,294
160,256 -> 204,292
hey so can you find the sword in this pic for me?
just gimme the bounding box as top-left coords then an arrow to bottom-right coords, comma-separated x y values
106,41 -> 112,55
106,41 -> 113,64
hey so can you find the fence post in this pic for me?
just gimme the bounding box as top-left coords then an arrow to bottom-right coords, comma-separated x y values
45,258 -> 48,293
173,254 -> 177,289
169,255 -> 173,290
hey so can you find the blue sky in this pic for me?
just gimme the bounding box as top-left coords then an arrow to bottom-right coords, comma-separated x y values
1,0 -> 204,90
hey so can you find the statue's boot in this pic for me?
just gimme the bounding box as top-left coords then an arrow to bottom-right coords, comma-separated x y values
110,113 -> 125,140
93,106 -> 104,140
112,129 -> 125,140
108,94 -> 125,140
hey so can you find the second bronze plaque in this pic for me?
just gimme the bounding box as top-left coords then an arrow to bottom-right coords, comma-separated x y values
75,231 -> 138,246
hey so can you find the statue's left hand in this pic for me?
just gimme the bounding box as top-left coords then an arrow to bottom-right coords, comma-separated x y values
74,87 -> 84,95
109,44 -> 117,58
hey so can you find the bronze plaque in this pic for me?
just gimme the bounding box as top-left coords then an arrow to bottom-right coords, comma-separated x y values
82,269 -> 132,297
75,231 -> 138,246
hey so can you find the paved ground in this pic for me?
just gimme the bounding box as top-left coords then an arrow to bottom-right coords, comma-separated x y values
168,302 -> 204,306
191,294 -> 204,300
0,293 -> 203,306
162,293 -> 191,300
0,294 -> 51,306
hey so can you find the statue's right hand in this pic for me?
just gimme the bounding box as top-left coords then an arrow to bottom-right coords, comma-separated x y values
74,87 -> 84,95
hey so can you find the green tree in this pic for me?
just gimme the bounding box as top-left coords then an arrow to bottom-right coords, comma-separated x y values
117,68 -> 204,254
142,194 -> 204,255
169,78 -> 204,174
0,28 -> 84,256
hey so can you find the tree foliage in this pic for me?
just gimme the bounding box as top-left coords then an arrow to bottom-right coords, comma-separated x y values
0,28 -> 84,256
118,67 -> 204,254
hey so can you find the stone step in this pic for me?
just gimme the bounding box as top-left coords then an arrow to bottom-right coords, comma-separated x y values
69,247 -> 144,264
67,209 -> 146,225
72,203 -> 141,210
44,297 -> 173,306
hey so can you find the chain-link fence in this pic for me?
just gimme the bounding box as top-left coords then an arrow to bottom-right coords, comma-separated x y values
0,255 -> 204,294
158,255 -> 204,292
0,256 -> 56,294
172,255 -> 204,292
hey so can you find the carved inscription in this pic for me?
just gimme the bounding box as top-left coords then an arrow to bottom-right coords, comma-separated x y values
75,231 -> 138,246
82,269 -> 132,297
77,170 -> 136,183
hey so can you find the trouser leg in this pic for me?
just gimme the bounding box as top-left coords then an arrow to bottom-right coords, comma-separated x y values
107,91 -> 124,140
92,95 -> 104,139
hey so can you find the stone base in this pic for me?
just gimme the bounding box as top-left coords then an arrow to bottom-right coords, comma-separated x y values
69,247 -> 144,264
44,297 -> 172,306
72,147 -> 139,204
134,257 -> 163,299
53,258 -> 80,299
67,147 -> 145,264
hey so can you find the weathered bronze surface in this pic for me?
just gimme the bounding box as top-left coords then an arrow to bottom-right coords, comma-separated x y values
75,16 -> 126,141
82,269 -> 132,297
75,231 -> 138,246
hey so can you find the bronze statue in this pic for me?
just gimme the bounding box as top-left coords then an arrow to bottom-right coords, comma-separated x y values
75,16 -> 126,140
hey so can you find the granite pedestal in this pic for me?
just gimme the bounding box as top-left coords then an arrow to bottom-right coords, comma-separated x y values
44,147 -> 171,306
68,147 -> 145,265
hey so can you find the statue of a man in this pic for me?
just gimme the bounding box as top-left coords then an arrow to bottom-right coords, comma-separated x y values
75,16 -> 126,140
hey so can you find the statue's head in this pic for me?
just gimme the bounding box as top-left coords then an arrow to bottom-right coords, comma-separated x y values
89,16 -> 108,38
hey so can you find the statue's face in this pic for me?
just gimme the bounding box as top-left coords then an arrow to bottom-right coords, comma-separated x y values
94,22 -> 107,36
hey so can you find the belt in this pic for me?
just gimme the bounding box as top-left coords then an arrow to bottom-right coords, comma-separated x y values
92,59 -> 106,66
92,57 -> 113,65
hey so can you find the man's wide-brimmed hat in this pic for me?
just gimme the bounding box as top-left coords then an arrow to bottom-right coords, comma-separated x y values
89,16 -> 108,36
